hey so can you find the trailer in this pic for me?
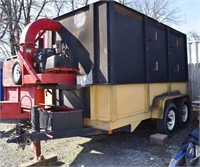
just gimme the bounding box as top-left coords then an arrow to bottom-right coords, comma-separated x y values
5,1 -> 190,161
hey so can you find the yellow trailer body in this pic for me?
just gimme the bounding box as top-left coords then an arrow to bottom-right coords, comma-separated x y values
84,83 -> 188,132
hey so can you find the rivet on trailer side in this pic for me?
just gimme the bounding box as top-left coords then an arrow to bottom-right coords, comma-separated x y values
5,1 -> 190,165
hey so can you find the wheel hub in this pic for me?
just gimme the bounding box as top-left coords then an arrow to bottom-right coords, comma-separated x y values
182,104 -> 188,122
14,64 -> 21,80
167,110 -> 176,130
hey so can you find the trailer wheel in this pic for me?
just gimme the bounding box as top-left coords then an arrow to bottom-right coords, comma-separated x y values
12,61 -> 22,85
176,98 -> 190,128
156,103 -> 177,135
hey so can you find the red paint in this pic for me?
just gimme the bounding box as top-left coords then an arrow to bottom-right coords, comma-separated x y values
1,18 -> 76,122
17,18 -> 77,86
4,86 -> 44,106
23,73 -> 76,85
44,68 -> 80,73
18,18 -> 62,84
19,18 -> 61,47
0,86 -> 44,119
1,18 -> 72,159
0,102 -> 29,119
33,142 -> 42,159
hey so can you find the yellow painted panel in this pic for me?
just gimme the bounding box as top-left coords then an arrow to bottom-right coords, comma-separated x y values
88,82 -> 189,131
149,83 -> 168,106
90,84 -> 147,122
84,112 -> 150,132
90,86 -> 111,121
171,82 -> 188,94
110,112 -> 150,131
115,84 -> 146,119
83,118 -> 110,130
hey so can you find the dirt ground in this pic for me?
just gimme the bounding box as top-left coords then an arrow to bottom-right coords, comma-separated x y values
0,112 -> 199,167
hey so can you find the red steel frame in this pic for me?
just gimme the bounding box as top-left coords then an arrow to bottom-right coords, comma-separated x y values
1,18 -> 77,120
1,18 -> 78,160
0,86 -> 44,119
18,18 -> 77,86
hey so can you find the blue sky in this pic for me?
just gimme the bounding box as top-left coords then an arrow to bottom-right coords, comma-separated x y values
173,0 -> 200,34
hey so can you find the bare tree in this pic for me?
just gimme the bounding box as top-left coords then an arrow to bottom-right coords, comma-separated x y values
54,0 -> 91,12
52,0 -> 65,17
0,0 -> 23,56
188,31 -> 200,41
22,0 -> 50,24
51,0 -> 89,16
0,0 -> 93,58
0,0 -> 51,57
117,0 -> 181,25
70,0 -> 91,9
118,0 -> 132,6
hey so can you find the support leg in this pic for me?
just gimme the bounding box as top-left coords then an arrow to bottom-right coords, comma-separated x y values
33,141 -> 44,161
20,141 -> 57,166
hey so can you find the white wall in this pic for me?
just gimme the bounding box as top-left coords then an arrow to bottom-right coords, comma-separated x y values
187,40 -> 200,64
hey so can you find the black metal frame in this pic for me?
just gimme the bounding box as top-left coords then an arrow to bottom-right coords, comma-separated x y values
29,127 -> 106,141
53,1 -> 188,84
29,124 -> 130,142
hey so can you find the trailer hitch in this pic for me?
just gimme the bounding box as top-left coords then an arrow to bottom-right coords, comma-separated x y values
6,106 -> 53,149
6,123 -> 31,150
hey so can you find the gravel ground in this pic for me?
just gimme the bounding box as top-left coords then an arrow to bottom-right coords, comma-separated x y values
0,112 -> 199,167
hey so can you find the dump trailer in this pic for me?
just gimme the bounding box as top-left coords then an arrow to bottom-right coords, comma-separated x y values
6,1 -> 190,160
48,0 -> 189,134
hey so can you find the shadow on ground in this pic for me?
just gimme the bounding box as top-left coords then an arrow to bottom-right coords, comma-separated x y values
68,119 -> 199,166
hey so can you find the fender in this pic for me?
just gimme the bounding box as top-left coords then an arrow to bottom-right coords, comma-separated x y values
150,91 -> 188,119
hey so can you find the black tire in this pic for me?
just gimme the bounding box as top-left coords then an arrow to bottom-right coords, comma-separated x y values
156,102 -> 177,135
12,61 -> 22,85
176,98 -> 190,128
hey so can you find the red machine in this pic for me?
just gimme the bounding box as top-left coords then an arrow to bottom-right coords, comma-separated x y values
2,18 -> 81,161
0,18 -> 77,119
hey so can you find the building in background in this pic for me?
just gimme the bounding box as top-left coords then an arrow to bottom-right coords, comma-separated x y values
188,40 -> 200,64
187,40 -> 200,101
